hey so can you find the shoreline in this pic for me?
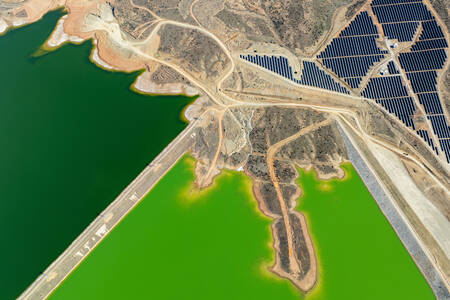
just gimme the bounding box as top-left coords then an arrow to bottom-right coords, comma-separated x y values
19,121 -> 198,300
337,121 -> 450,299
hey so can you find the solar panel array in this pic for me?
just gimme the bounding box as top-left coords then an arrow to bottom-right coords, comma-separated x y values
417,93 -> 443,115
317,11 -> 387,89
439,139 -> 450,162
387,61 -> 399,74
399,49 -> 447,72
371,2 -> 434,23
293,61 -> 349,94
339,11 -> 378,37
372,0 -> 434,43
406,71 -> 438,93
239,54 -> 349,94
362,76 -> 409,99
378,2 -> 450,162
382,22 -> 419,42
419,20 -> 444,40
361,75 -> 416,129
369,0 -> 450,162
410,38 -> 448,51
375,97 -> 416,128
239,54 -> 294,80
417,129 -> 439,154
239,0 -> 450,163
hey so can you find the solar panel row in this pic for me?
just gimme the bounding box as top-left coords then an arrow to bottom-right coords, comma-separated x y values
417,93 -> 444,115
239,54 -> 349,94
419,20 -> 444,40
344,77 -> 363,89
362,76 -> 409,99
387,61 -> 400,74
398,49 -> 447,72
317,36 -> 387,58
239,54 -> 294,80
439,139 -> 450,162
293,61 -> 350,94
427,115 -> 450,139
339,11 -> 378,37
376,98 -> 416,128
372,3 -> 434,23
406,71 -> 437,93
371,0 -> 422,6
317,12 -> 387,90
392,12 -> 450,162
382,22 -> 419,42
410,38 -> 448,51
322,55 -> 384,78
417,129 -> 439,155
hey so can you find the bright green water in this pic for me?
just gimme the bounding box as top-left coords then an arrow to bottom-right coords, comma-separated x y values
297,164 -> 434,300
50,155 -> 301,299
51,158 -> 434,300
0,11 -> 191,299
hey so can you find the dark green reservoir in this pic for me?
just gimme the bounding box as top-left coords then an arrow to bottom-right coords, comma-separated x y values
0,10 -> 191,299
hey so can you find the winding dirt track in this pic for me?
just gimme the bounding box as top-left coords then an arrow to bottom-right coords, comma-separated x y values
266,119 -> 330,287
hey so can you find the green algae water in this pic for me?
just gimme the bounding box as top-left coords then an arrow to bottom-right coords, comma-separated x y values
50,157 -> 433,300
297,164 -> 434,300
50,155 -> 301,299
0,11 -> 191,299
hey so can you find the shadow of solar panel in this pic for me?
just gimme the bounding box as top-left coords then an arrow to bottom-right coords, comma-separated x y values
344,77 -> 363,88
427,115 -> 450,138
439,139 -> 450,162
322,55 -> 384,78
362,76 -> 409,99
411,38 -> 448,51
407,71 -> 437,93
398,49 -> 447,72
417,129 -> 439,155
387,61 -> 400,74
382,22 -> 419,42
372,3 -> 434,23
417,93 -> 444,115
372,0 -> 422,6
317,36 -> 387,58
419,20 -> 445,40
339,11 -> 379,37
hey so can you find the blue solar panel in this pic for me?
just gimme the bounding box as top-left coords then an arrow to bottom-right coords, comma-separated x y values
297,61 -> 350,94
439,139 -> 450,163
372,0 -> 422,6
417,129 -> 439,155
410,38 -> 448,51
317,36 -> 387,58
344,77 -> 363,89
398,49 -> 447,72
406,71 -> 437,93
419,20 -> 445,40
427,115 -> 450,138
417,93 -> 444,115
322,55 -> 384,78
240,54 -> 294,81
362,76 -> 409,99
240,54 -> 349,94
375,97 -> 416,128
387,61 -> 400,74
340,11 -> 379,37
372,3 -> 434,23
382,22 -> 419,42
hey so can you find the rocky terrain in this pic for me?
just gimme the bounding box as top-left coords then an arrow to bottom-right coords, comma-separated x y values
1,0 -> 449,297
